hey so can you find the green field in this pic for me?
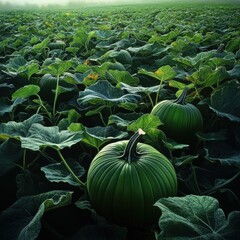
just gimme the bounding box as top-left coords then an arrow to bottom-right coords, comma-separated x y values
0,1 -> 240,239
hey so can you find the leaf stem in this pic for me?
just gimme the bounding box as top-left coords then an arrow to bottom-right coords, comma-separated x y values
57,150 -> 86,189
202,171 -> 240,195
146,92 -> 154,108
191,163 -> 201,194
99,111 -> 107,126
53,74 -> 60,120
36,94 -> 52,120
22,149 -> 27,170
155,79 -> 163,105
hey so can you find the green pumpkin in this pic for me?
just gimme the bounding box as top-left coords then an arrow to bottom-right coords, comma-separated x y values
48,40 -> 66,50
101,49 -> 132,65
87,129 -> 177,228
39,74 -> 76,103
151,88 -> 203,143
108,61 -> 126,71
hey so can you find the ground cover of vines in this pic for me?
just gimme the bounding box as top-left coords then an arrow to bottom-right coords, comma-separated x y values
0,1 -> 240,240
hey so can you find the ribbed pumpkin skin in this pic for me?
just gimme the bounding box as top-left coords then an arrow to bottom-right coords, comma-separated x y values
151,100 -> 203,143
87,140 -> 177,228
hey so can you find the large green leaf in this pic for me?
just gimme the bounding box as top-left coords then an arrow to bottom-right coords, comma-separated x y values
127,113 -> 162,134
0,190 -> 73,240
0,114 -> 44,140
69,123 -> 127,149
187,66 -> 229,88
108,112 -> 143,128
77,80 -> 141,109
174,51 -> 215,68
128,42 -> 165,56
2,56 -> 39,79
120,82 -> 159,94
40,60 -> 73,76
208,80 -> 240,122
155,195 -> 240,240
20,123 -> 83,151
205,142 -> 240,167
12,84 -> 40,100
0,98 -> 26,117
138,65 -> 176,81
41,160 -> 85,186
0,139 -> 23,176
106,70 -> 139,86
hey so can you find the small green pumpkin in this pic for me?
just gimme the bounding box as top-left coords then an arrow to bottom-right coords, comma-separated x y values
39,74 -> 76,103
151,88 -> 203,143
87,129 -> 177,228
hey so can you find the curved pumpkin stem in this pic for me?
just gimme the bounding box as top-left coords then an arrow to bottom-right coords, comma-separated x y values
122,129 -> 145,164
174,88 -> 188,105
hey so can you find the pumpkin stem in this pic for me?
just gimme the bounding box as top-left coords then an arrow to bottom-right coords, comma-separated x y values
122,129 -> 145,164
174,88 -> 188,105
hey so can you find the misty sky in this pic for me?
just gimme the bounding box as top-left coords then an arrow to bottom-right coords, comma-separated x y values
1,0 -> 125,5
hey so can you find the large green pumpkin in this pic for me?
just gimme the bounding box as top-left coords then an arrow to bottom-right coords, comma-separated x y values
151,88 -> 203,143
87,129 -> 177,228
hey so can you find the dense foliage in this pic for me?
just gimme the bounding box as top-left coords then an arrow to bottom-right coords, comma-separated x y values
0,2 -> 240,239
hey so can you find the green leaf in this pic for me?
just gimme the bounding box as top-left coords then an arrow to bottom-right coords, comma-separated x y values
69,123 -> 127,149
107,70 -> 139,86
0,114 -> 44,140
77,80 -> 141,109
128,113 -> 162,134
174,51 -> 215,68
20,123 -> 83,151
139,65 -> 176,81
205,142 -> 240,167
187,66 -> 229,88
41,160 -> 85,186
120,82 -> 159,94
175,155 -> 199,166
12,85 -> 40,100
25,62 -> 39,80
0,98 -> 26,117
108,112 -> 143,128
196,130 -> 228,141
41,60 -> 73,76
86,125 -> 128,141
226,38 -> 240,52
228,64 -> 240,79
163,139 -> 189,151
0,190 -> 73,240
32,37 -> 50,51
16,171 -> 40,198
208,80 -> 240,122
0,139 -> 23,176
155,195 -> 240,240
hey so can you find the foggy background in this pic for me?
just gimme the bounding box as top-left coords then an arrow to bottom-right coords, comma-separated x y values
1,0 -> 159,6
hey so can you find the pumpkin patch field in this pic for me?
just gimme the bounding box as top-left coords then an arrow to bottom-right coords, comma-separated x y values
0,1 -> 240,239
